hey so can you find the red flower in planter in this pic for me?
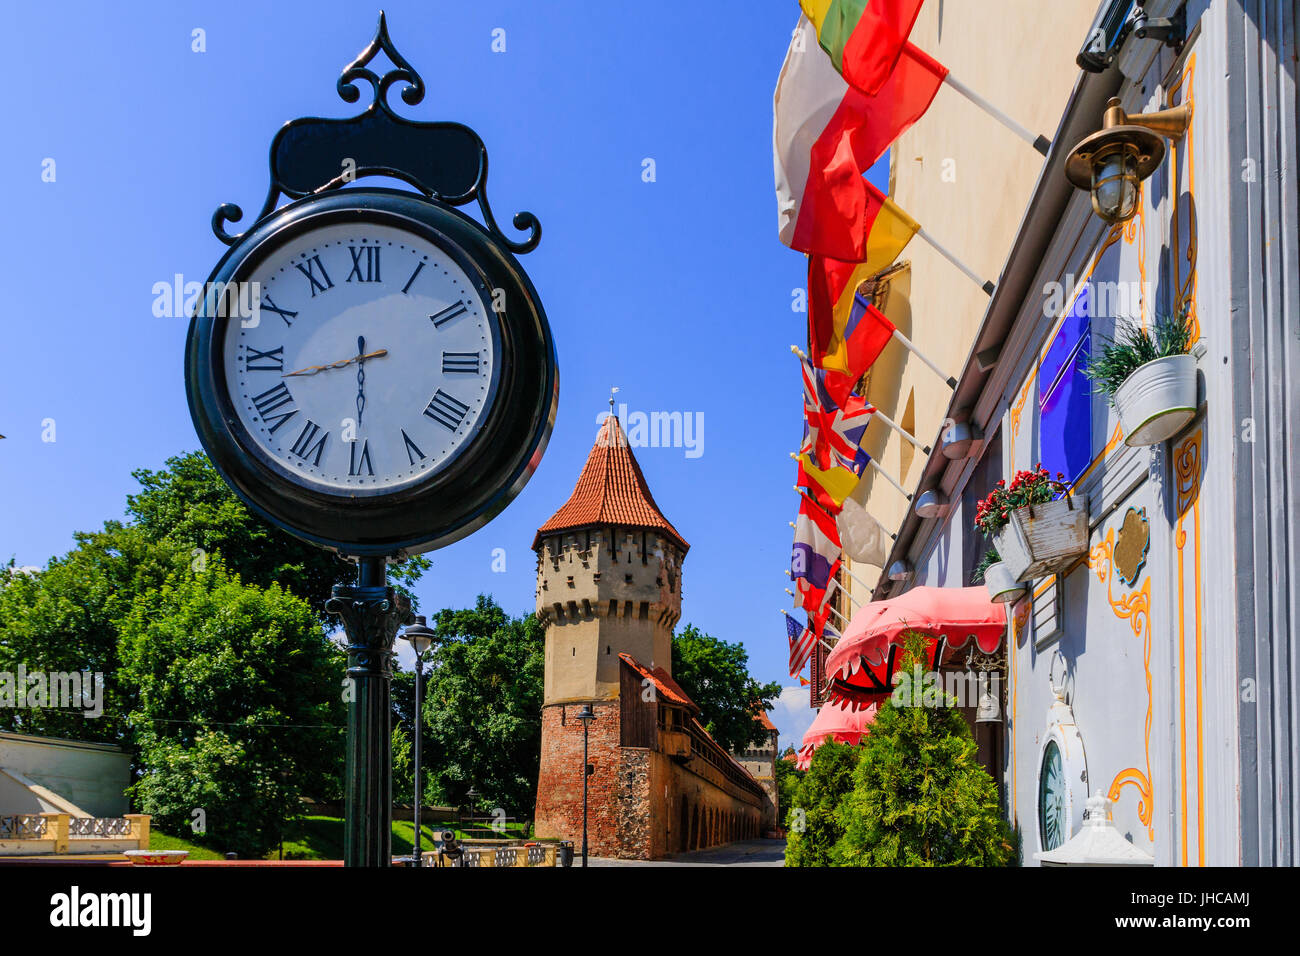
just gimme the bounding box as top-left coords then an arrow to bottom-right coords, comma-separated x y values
973,468 -> 1069,537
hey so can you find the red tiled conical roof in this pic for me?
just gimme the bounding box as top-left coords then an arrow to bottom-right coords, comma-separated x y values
532,415 -> 688,552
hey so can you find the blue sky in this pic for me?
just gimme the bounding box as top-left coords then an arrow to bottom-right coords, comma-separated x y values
0,0 -> 889,749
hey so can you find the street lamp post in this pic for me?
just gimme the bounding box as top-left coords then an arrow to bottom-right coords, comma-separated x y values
402,615 -> 437,867
576,704 -> 596,867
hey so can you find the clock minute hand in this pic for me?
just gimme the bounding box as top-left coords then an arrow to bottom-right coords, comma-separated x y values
356,335 -> 366,427
281,348 -> 388,378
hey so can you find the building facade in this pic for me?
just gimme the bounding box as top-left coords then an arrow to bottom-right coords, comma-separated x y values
532,415 -> 772,858
839,0 -> 1298,865
733,711 -> 780,824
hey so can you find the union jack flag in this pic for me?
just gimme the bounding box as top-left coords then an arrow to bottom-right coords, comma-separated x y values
801,357 -> 874,475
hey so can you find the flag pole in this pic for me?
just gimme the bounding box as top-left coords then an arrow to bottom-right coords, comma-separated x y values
792,343 -> 937,448
889,330 -> 957,389
786,568 -> 865,609
780,582 -> 852,629
864,457 -> 912,501
778,610 -> 836,656
868,407 -> 931,454
828,575 -> 862,610
943,72 -> 1051,157
841,562 -> 877,595
915,225 -> 996,296
790,452 -> 904,504
792,487 -> 899,543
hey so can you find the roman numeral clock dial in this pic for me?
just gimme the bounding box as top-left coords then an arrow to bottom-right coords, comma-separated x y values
222,221 -> 496,492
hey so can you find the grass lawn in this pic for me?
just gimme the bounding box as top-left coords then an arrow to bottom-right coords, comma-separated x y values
147,829 -> 226,860
154,816 -> 533,861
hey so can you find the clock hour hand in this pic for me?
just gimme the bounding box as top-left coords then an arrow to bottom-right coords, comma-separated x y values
281,348 -> 388,378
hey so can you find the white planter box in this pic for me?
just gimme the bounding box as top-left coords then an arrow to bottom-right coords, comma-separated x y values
1114,353 -> 1197,446
993,495 -> 1089,581
983,562 -> 1026,604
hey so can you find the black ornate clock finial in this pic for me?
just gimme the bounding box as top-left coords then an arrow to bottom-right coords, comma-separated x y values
336,11 -> 426,111
212,12 -> 541,255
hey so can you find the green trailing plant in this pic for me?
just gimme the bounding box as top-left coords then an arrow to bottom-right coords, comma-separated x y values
1082,307 -> 1194,406
972,547 -> 1001,584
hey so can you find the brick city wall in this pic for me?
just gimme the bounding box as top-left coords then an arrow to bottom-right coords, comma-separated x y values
534,699 -> 771,859
616,748 -> 652,859
534,700 -> 627,856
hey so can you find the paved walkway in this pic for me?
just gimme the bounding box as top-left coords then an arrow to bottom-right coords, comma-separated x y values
587,838 -> 785,866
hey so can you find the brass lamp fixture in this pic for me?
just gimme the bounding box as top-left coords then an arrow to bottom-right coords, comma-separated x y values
1065,96 -> 1192,223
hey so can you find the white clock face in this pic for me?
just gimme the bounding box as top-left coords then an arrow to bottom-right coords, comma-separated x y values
222,221 -> 497,492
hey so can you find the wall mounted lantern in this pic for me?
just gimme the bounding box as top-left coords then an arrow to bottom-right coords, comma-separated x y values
887,560 -> 913,582
914,489 -> 950,519
1065,96 -> 1192,223
940,417 -> 982,460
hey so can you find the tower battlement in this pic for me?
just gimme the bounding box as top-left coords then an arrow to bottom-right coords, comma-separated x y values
531,415 -> 687,702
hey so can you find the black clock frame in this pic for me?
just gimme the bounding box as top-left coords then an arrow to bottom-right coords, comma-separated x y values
186,187 -> 557,558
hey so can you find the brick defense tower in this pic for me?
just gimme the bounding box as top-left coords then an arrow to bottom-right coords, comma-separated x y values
531,413 -> 688,854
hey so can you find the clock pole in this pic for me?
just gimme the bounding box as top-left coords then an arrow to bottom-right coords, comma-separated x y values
327,555 -> 413,866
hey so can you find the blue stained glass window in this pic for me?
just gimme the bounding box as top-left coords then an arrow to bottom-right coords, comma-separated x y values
1038,286 -> 1093,487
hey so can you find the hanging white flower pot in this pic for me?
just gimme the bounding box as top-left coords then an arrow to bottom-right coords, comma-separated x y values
993,495 -> 1090,582
1113,353 -> 1198,446
983,561 -> 1026,604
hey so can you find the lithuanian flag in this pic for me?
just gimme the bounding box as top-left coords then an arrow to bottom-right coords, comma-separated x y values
801,0 -> 926,95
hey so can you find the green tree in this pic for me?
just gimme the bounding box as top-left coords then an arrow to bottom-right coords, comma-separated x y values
119,563 -> 345,859
834,637 -> 1015,866
784,738 -> 862,867
125,451 -> 430,620
420,595 -> 544,817
0,525 -> 184,745
774,746 -> 804,819
0,451 -> 430,749
671,624 -> 781,754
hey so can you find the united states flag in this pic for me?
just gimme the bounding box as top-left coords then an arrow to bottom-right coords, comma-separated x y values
785,611 -> 818,678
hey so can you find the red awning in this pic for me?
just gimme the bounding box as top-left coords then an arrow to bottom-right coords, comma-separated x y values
796,700 -> 879,770
824,586 -> 1006,711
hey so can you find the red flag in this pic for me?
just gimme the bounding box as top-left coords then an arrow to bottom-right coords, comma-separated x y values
823,301 -> 897,408
809,257 -> 899,407
846,43 -> 947,170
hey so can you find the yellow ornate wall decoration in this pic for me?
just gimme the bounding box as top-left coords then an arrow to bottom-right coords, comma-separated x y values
1088,527 -> 1155,841
1175,426 -> 1205,866
1168,56 -> 1199,339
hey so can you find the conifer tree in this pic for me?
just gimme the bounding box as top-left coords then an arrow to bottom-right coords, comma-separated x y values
835,633 -> 1016,866
784,738 -> 862,867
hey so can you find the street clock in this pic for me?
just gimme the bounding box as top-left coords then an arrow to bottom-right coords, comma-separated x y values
185,18 -> 557,559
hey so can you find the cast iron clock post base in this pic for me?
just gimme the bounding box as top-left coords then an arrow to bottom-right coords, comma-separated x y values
327,556 -> 413,867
